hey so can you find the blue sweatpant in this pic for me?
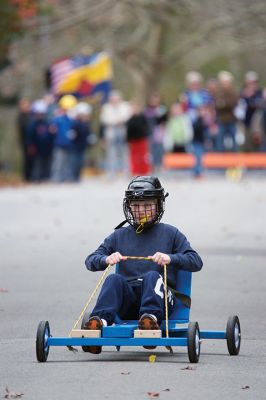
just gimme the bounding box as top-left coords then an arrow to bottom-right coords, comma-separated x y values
90,271 -> 175,325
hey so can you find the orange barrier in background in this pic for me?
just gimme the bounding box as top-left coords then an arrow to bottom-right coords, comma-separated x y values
163,153 -> 266,169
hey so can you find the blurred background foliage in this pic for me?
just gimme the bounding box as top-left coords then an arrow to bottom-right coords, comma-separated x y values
1,0 -> 266,173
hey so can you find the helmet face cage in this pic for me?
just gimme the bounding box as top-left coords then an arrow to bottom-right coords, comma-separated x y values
123,176 -> 166,229
123,198 -> 165,229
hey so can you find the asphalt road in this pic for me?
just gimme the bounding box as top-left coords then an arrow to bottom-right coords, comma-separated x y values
1,173 -> 266,400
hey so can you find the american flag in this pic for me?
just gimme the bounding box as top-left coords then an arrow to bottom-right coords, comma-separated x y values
50,57 -> 73,95
50,55 -> 95,94
49,53 -> 112,101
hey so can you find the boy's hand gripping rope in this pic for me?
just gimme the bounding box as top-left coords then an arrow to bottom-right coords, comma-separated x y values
67,257 -> 171,353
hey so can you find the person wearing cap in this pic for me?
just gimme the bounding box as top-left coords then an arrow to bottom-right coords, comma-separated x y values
50,95 -> 77,182
180,71 -> 211,123
240,71 -> 263,151
84,176 -> 203,354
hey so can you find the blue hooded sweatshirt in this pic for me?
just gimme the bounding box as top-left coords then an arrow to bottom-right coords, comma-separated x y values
85,223 -> 203,289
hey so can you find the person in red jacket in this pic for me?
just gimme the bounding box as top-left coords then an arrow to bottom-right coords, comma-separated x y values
126,102 -> 151,175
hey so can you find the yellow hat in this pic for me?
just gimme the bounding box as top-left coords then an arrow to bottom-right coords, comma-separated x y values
58,95 -> 77,110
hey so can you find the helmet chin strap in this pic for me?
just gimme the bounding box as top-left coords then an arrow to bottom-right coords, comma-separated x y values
136,215 -> 150,234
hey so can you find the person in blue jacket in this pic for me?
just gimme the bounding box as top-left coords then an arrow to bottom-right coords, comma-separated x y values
50,95 -> 77,182
85,176 -> 203,353
28,99 -> 54,181
69,102 -> 92,181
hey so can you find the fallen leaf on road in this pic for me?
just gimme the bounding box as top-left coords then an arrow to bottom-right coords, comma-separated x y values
4,387 -> 24,398
149,354 -> 156,363
0,288 -> 8,293
181,365 -> 196,371
147,392 -> 160,398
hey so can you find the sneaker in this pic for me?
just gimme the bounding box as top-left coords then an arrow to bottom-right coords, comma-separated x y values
138,313 -> 159,350
83,316 -> 103,354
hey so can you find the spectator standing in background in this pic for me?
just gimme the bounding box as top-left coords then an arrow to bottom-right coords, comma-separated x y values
165,102 -> 193,153
192,107 -> 207,179
50,94 -> 77,182
145,93 -> 168,172
240,71 -> 263,151
214,71 -> 239,152
204,79 -> 219,151
248,87 -> 266,152
260,89 -> 266,150
69,102 -> 92,182
16,97 -> 33,181
180,71 -> 211,123
43,93 -> 58,122
100,90 -> 131,176
28,99 -> 54,182
126,101 -> 151,176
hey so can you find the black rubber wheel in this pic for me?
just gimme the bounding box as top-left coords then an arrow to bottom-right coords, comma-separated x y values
187,321 -> 200,363
226,315 -> 241,355
81,312 -> 91,352
36,321 -> 50,362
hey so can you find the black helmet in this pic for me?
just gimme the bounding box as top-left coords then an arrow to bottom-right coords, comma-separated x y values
123,176 -> 168,230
